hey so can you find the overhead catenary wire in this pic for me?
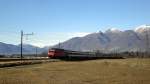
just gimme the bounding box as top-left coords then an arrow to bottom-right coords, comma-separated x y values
20,30 -> 34,60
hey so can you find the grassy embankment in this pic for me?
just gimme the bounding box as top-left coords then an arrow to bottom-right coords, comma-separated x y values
0,58 -> 150,84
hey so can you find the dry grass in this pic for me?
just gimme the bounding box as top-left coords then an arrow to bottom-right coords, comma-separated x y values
0,58 -> 150,84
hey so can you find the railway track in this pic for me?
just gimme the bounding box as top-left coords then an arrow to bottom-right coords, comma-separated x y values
0,57 -> 49,62
0,55 -> 124,68
0,58 -> 60,68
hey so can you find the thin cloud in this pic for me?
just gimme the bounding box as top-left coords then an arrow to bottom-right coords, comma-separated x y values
67,32 -> 91,37
30,32 -> 91,47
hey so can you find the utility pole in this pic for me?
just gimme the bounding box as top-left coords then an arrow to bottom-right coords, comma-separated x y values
145,26 -> 149,57
21,30 -> 23,60
20,30 -> 33,60
58,42 -> 61,49
36,47 -> 38,57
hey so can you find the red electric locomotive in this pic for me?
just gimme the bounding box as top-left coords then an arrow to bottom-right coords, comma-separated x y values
48,48 -> 66,58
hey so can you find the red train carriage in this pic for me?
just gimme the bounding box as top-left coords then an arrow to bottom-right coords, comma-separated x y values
48,48 -> 124,59
48,48 -> 94,59
48,48 -> 66,58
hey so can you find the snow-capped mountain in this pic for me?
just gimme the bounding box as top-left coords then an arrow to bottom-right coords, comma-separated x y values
1,25 -> 150,54
106,28 -> 122,33
53,25 -> 150,52
135,25 -> 150,33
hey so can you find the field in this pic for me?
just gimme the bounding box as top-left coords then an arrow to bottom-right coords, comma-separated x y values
0,58 -> 150,84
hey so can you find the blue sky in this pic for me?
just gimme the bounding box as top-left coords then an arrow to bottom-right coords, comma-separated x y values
0,0 -> 150,47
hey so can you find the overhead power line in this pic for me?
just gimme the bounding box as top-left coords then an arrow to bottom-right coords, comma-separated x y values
20,30 -> 34,60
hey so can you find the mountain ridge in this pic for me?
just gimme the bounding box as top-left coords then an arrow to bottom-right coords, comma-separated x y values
53,25 -> 150,52
0,42 -> 47,55
1,25 -> 150,54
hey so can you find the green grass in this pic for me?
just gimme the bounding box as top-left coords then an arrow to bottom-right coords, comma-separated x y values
0,58 -> 150,84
